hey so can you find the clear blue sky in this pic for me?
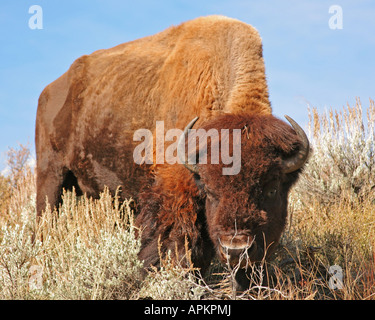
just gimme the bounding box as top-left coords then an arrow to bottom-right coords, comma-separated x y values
0,0 -> 374,168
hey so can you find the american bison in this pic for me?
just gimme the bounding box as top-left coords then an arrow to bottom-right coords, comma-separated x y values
35,15 -> 309,290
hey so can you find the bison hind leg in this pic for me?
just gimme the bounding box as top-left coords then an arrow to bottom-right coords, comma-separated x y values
36,167 -> 83,217
60,170 -> 83,197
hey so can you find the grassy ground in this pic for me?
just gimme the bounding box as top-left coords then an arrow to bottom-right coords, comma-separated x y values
0,99 -> 374,299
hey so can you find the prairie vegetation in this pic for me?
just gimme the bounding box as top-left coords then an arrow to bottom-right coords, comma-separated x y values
0,99 -> 374,299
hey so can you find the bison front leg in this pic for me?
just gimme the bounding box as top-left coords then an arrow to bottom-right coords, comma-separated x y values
137,225 -> 194,271
135,191 -> 214,276
36,162 -> 83,217
136,214 -> 211,273
233,263 -> 271,294
234,268 -> 251,292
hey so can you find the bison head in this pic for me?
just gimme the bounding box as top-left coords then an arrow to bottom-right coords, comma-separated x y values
178,113 -> 309,277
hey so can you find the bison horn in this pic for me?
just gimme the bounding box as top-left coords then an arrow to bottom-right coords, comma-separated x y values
283,115 -> 310,173
177,116 -> 200,174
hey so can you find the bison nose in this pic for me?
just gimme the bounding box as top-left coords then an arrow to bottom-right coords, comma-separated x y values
219,235 -> 257,266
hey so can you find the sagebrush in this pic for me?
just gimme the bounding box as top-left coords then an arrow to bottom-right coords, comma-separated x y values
0,99 -> 374,299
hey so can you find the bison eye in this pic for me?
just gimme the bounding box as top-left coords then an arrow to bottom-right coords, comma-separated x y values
265,188 -> 278,199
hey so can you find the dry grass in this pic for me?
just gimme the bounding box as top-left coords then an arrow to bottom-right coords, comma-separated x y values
0,99 -> 374,299
293,97 -> 375,205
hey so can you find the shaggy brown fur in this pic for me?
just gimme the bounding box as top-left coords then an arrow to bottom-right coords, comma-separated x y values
35,16 -> 306,290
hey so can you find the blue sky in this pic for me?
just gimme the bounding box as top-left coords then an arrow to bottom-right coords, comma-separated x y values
0,0 -> 374,169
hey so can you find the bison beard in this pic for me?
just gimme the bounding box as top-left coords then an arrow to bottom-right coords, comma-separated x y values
136,113 -> 308,291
